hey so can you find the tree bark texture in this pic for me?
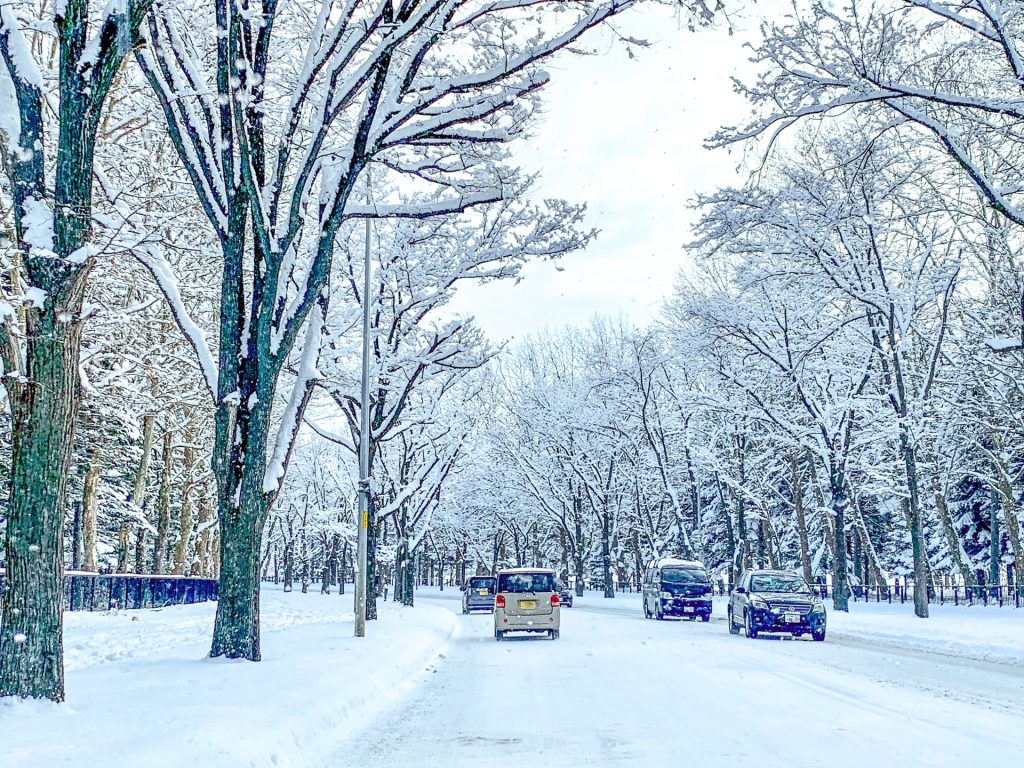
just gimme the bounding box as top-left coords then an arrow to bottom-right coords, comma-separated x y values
0,291 -> 87,700
173,436 -> 197,575
153,428 -> 174,574
82,458 -> 100,571
791,456 -> 812,584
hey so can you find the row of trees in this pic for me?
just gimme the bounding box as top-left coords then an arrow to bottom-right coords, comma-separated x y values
428,0 -> 1024,618
3,0 -> 726,701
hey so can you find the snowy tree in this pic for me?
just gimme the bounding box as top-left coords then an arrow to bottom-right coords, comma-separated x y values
131,0 -> 731,659
0,0 -> 157,701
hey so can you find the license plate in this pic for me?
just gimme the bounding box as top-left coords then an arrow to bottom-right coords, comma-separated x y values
683,607 -> 694,613
784,613 -> 800,623
520,600 -> 537,610
478,589 -> 488,595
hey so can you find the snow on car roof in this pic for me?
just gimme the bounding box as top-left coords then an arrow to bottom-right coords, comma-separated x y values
651,557 -> 706,569
497,567 -> 556,574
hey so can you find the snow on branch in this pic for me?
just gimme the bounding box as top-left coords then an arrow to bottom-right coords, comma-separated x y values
132,245 -> 219,400
264,293 -> 328,494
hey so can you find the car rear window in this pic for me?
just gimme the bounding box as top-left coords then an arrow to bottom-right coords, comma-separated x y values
661,567 -> 709,584
467,577 -> 495,591
498,572 -> 555,593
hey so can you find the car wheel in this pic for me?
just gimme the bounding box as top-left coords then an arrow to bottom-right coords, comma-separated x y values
745,609 -> 759,639
701,614 -> 711,623
656,602 -> 665,620
643,598 -> 651,619
495,630 -> 503,641
728,607 -> 740,634
550,629 -> 560,640
812,628 -> 826,642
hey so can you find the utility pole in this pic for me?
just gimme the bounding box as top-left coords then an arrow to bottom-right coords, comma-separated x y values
355,168 -> 373,638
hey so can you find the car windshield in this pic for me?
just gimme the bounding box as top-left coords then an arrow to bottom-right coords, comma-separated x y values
661,567 -> 708,585
750,574 -> 811,594
467,578 -> 495,591
498,573 -> 555,593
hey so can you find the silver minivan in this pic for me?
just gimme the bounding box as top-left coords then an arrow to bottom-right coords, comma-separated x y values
494,568 -> 561,640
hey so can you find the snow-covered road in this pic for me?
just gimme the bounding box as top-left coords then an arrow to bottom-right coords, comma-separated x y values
330,591 -> 1024,767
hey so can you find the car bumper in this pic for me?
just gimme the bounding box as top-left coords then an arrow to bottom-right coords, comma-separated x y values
751,609 -> 825,634
661,598 -> 712,616
495,611 -> 559,632
465,598 -> 495,611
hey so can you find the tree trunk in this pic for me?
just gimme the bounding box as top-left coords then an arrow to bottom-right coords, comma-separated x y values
366,510 -> 379,619
283,542 -> 294,592
71,502 -> 83,571
299,515 -> 309,594
934,492 -> 976,589
153,428 -> 174,574
900,434 -> 929,618
829,471 -> 851,612
601,507 -> 614,599
339,540 -> 348,595
1,286 -> 88,700
396,537 -> 414,606
996,482 -> 1024,594
320,535 -> 334,595
403,542 -> 415,606
82,458 -> 100,571
791,456 -> 812,584
116,523 -> 131,574
122,413 -> 156,573
210,509 -> 266,659
173,437 -> 197,575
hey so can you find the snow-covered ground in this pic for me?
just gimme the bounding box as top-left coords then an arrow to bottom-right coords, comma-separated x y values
580,589 -> 1024,662
0,589 -> 456,768
2,586 -> 1022,767
330,589 -> 1024,767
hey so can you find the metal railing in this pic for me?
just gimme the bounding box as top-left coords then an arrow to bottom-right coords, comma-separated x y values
0,572 -> 219,612
801,583 -> 1022,608
605,578 -> 1021,607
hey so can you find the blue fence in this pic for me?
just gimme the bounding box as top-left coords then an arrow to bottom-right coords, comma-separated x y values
0,572 -> 218,612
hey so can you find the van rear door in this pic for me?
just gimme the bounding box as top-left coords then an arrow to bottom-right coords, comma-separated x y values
499,572 -> 555,615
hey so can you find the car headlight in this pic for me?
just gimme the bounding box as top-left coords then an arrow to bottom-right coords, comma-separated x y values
810,601 -> 825,614
661,591 -> 674,600
750,597 -> 769,610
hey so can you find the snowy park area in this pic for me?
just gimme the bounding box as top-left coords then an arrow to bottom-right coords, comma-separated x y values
5,3 -> 1024,768
0,590 -> 456,768
2,587 -> 1022,767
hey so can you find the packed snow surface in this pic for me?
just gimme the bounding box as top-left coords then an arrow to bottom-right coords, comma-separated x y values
328,589 -> 1024,767
1,587 -> 1022,767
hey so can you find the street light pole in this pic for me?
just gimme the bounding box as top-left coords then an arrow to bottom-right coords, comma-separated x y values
355,168 -> 373,638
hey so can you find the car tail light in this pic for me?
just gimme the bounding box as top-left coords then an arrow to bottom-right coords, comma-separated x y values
550,593 -> 560,607
495,595 -> 505,609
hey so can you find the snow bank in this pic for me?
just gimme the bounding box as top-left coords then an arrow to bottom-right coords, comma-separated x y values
574,589 -> 1024,662
825,600 -> 1024,662
0,588 -> 457,768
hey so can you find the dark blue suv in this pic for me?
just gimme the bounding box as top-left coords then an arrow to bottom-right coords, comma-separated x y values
728,569 -> 826,641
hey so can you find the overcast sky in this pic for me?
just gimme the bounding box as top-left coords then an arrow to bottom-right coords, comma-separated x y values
446,2 -> 781,341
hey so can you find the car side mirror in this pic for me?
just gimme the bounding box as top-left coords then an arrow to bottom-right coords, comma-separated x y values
459,585 -> 465,592
734,586 -> 746,594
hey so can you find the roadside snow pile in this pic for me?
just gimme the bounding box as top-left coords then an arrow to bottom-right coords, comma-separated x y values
0,588 -> 457,768
826,600 -> 1024,662
576,588 -> 1024,662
